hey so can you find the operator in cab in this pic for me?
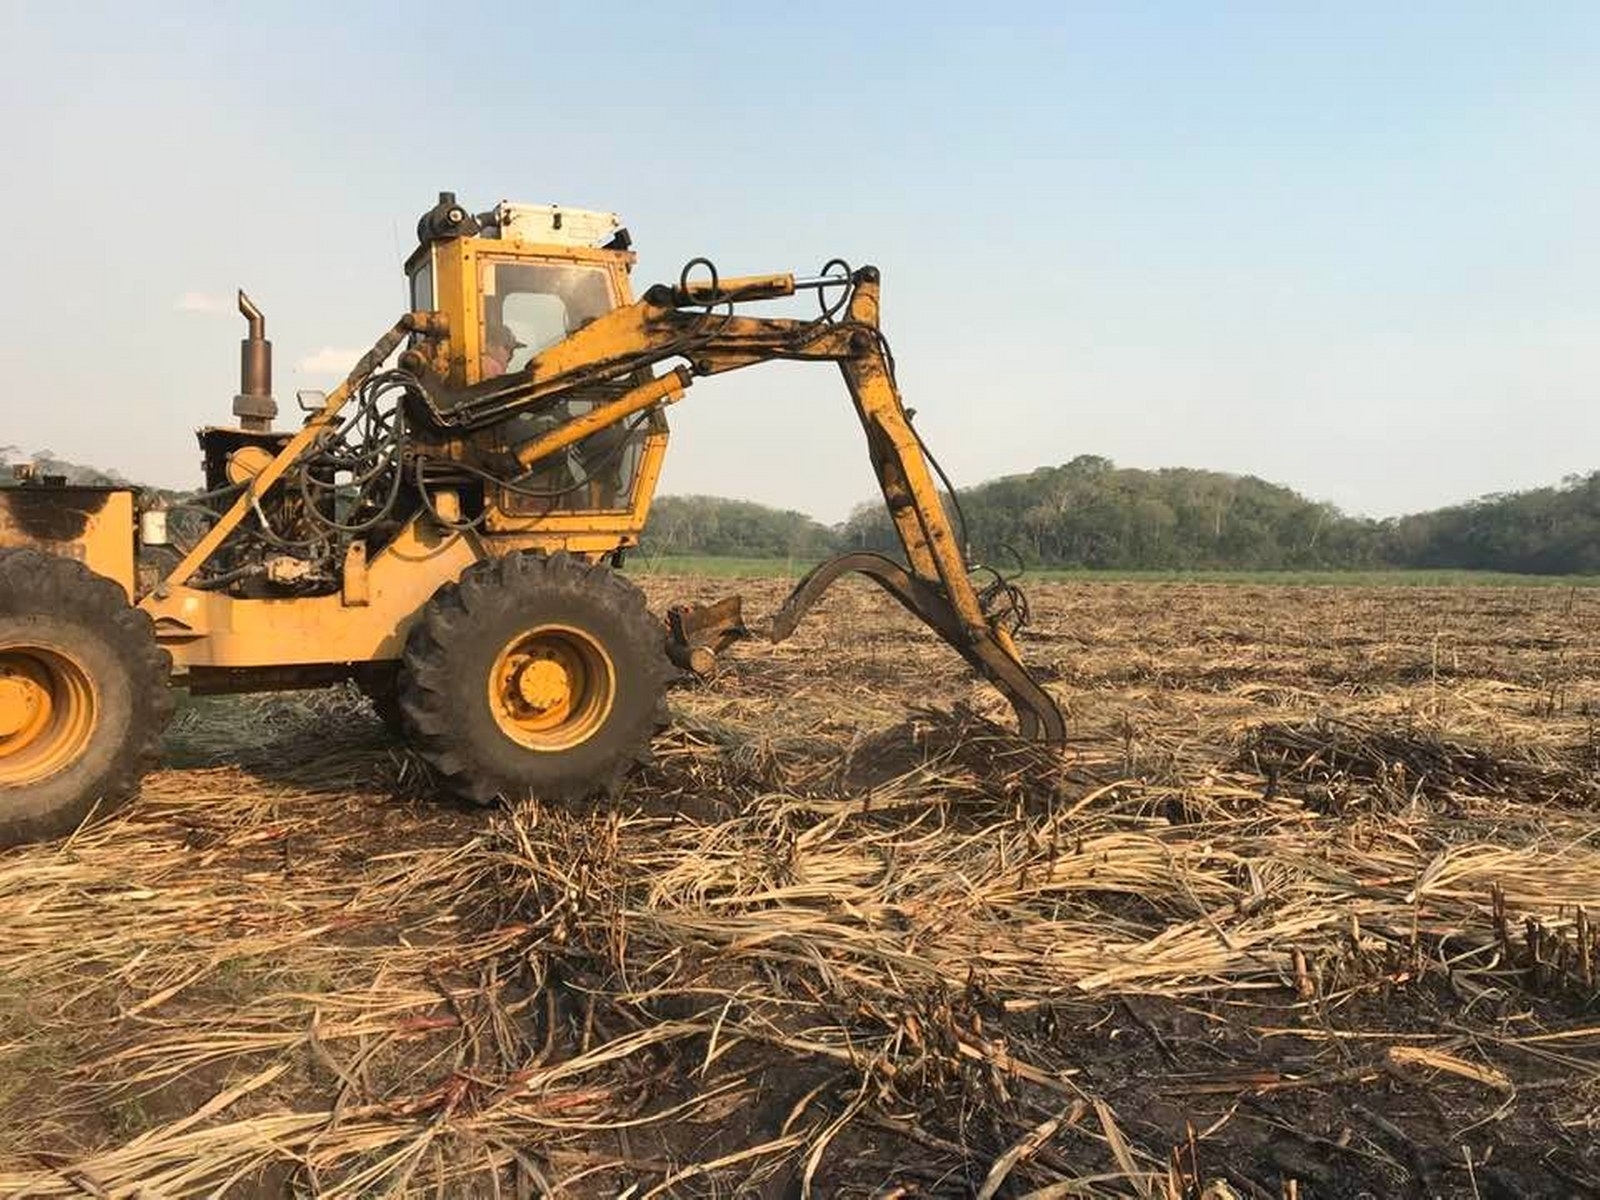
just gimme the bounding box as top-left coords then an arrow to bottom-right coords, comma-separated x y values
481,322 -> 524,379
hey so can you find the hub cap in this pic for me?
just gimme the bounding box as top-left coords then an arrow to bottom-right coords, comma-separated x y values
489,625 -> 615,752
0,648 -> 97,786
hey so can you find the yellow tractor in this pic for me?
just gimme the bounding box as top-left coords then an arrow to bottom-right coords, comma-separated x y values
0,192 -> 1063,845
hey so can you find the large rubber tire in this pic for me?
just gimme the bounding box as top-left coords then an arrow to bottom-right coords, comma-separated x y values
0,549 -> 173,845
399,552 -> 670,805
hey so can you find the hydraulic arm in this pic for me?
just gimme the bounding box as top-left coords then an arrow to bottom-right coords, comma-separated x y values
403,264 -> 1067,743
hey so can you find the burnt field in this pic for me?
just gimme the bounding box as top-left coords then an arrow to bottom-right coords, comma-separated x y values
2,578 -> 1598,1198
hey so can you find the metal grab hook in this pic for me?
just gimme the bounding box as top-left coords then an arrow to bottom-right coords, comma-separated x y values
764,552 -> 1066,745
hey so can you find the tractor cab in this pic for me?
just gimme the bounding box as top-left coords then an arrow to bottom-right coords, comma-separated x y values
401,194 -> 664,521
404,194 -> 638,387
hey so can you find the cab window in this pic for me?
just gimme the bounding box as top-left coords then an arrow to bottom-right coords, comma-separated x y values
480,258 -> 644,514
481,260 -> 614,375
408,257 -> 434,311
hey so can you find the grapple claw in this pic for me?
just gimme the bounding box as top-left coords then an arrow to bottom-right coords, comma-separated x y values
664,595 -> 750,678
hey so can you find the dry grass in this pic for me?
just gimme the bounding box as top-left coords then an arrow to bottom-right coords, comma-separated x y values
1,577 -> 1598,1197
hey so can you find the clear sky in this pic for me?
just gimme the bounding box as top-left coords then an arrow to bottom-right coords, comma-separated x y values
4,2 -> 1596,523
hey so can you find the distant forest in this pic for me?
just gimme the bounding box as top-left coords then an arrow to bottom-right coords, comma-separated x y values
0,446 -> 130,487
8,445 -> 1598,575
649,456 -> 1600,575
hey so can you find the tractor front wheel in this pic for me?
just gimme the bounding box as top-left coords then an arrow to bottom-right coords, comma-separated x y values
399,552 -> 670,805
0,550 -> 173,845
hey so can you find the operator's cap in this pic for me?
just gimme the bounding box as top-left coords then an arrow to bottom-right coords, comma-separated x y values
487,324 -> 525,350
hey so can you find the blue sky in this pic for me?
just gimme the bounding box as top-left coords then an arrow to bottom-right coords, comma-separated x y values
3,2 -> 1596,522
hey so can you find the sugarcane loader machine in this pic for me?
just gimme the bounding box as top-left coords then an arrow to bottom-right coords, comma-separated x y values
0,193 -> 1064,845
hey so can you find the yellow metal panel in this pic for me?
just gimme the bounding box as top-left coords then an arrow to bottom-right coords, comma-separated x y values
466,239 -> 631,267
145,516 -> 480,670
88,493 -> 137,599
0,489 -> 136,598
437,239 -> 476,386
673,272 -> 795,304
482,511 -> 648,538
628,426 -> 671,533
481,533 -> 636,558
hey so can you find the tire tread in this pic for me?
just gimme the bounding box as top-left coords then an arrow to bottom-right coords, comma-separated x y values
399,552 -> 669,806
0,548 -> 172,844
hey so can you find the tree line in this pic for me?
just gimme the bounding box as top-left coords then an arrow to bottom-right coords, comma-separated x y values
644,495 -> 839,560
0,446 -> 129,487
644,456 -> 1600,575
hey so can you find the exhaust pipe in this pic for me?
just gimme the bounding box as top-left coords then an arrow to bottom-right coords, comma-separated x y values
233,290 -> 277,432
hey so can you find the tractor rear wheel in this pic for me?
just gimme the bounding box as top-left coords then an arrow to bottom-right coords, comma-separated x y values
0,550 -> 173,845
399,552 -> 669,805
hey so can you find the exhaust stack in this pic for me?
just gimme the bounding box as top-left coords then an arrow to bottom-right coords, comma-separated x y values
233,290 -> 277,432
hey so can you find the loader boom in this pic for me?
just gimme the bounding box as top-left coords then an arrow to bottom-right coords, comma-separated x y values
156,263 -> 1064,743
402,264 -> 1065,741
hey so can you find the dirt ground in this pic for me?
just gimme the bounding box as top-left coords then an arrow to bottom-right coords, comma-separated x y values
1,576 -> 1597,1198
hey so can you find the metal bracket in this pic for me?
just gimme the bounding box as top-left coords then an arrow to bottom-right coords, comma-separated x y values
665,595 -> 750,677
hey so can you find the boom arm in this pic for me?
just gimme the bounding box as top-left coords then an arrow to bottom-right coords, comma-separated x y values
414,265 -> 1065,743
157,266 -> 1065,744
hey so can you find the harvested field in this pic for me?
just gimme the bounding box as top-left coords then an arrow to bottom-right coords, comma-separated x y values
2,577 -> 1598,1198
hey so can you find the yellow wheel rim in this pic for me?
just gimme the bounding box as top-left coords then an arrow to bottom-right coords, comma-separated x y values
0,647 -> 98,786
488,625 -> 615,752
